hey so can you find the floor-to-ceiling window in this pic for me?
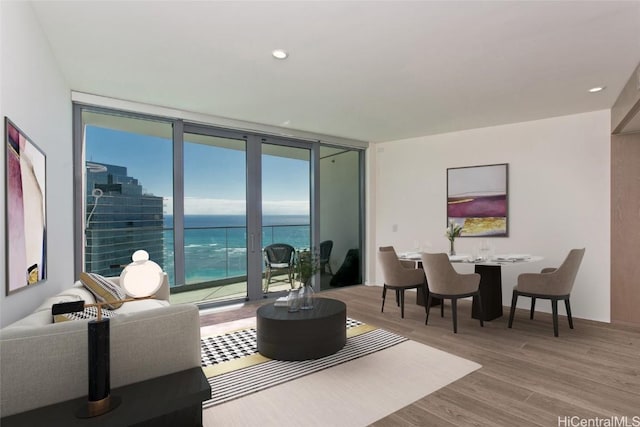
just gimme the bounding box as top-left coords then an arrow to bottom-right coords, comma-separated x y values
74,104 -> 364,306
79,110 -> 174,280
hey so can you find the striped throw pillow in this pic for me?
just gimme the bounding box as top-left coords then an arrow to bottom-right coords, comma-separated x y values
80,272 -> 126,310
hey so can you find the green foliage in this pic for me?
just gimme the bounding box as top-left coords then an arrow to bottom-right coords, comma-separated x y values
296,250 -> 320,283
446,219 -> 463,241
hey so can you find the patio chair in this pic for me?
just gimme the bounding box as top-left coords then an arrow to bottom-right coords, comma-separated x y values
263,243 -> 296,293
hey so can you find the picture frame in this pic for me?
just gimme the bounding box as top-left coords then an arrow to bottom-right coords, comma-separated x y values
5,117 -> 47,295
447,163 -> 508,237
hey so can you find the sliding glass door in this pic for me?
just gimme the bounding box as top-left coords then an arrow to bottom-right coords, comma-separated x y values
261,142 -> 312,296
180,131 -> 248,302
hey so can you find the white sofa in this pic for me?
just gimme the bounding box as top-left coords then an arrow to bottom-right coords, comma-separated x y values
0,274 -> 202,417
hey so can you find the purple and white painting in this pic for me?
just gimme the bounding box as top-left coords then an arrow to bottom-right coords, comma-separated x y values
6,118 -> 47,295
447,163 -> 508,237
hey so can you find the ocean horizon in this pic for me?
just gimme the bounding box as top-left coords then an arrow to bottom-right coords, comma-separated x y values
163,214 -> 310,287
164,214 -> 310,228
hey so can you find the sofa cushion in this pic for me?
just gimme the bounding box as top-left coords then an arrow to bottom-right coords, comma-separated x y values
114,299 -> 169,315
2,310 -> 55,329
80,272 -> 126,309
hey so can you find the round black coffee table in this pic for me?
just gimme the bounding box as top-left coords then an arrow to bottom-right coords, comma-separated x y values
256,297 -> 347,361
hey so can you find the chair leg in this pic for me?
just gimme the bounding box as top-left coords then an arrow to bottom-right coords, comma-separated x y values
475,292 -> 484,327
395,289 -> 400,307
400,290 -> 405,319
422,285 -> 429,316
381,285 -> 387,313
508,290 -> 518,328
451,298 -> 458,333
565,298 -> 574,329
530,297 -> 536,319
425,292 -> 432,325
441,300 -> 444,318
552,299 -> 559,337
263,269 -> 271,293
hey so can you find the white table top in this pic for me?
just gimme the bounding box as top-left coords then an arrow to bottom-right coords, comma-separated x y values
399,252 -> 543,265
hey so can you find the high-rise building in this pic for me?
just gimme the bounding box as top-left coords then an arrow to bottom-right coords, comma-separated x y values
85,162 -> 164,276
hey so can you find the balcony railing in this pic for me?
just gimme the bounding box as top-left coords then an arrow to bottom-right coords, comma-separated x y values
86,224 -> 310,289
177,223 -> 310,288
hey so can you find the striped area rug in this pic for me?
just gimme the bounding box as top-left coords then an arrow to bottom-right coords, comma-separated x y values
202,325 -> 407,407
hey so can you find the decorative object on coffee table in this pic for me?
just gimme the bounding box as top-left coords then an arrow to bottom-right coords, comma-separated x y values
296,249 -> 320,309
287,289 -> 301,312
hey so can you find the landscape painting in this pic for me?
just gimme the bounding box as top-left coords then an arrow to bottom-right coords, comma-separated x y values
447,163 -> 508,237
5,117 -> 47,295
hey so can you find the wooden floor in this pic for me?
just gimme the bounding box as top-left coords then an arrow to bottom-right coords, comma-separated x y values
199,285 -> 640,427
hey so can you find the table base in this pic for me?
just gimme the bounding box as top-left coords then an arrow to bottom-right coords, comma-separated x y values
472,264 -> 503,321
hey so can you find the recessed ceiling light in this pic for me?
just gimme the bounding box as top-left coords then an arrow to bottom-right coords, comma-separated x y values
272,49 -> 288,60
588,86 -> 605,93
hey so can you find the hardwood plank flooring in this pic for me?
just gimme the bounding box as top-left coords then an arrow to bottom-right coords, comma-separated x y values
198,285 -> 640,427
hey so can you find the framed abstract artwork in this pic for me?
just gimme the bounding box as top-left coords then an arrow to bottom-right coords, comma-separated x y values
447,163 -> 508,237
5,117 -> 47,295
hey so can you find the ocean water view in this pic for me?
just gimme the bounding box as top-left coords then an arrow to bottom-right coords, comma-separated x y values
163,214 -> 310,287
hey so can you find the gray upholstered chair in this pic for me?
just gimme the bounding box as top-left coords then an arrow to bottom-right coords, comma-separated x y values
378,246 -> 428,319
263,243 -> 296,292
508,248 -> 585,337
420,252 -> 483,333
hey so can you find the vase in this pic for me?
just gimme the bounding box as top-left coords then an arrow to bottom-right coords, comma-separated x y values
287,289 -> 300,313
449,240 -> 456,256
299,282 -> 315,310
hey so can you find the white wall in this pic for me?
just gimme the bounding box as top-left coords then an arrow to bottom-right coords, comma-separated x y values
370,110 -> 611,322
0,2 -> 73,327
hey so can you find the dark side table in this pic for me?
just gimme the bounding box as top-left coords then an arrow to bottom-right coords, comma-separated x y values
0,367 -> 211,427
256,297 -> 347,361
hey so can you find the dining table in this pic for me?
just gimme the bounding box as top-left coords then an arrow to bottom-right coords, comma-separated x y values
399,253 -> 543,321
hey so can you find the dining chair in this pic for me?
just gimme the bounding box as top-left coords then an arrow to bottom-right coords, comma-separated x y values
263,243 -> 296,293
378,246 -> 428,319
508,248 -> 585,337
319,240 -> 334,275
420,253 -> 483,333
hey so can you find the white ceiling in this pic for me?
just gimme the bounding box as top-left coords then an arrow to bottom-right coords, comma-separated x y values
31,1 -> 640,143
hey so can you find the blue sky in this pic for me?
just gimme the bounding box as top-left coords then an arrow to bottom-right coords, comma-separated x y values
86,126 -> 310,215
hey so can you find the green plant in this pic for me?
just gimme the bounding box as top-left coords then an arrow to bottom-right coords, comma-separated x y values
296,250 -> 320,284
446,219 -> 463,241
